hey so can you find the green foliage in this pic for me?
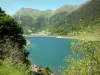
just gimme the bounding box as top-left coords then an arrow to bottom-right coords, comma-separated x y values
49,12 -> 67,27
0,8 -> 30,65
49,0 -> 100,35
0,39 -> 25,62
0,39 -> 32,75
63,40 -> 100,75
41,69 -> 51,75
0,8 -> 26,47
13,8 -> 53,34
33,67 -> 51,75
0,59 -> 31,75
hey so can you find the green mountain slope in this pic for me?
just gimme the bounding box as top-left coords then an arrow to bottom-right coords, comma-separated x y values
13,0 -> 100,35
13,4 -> 78,34
13,8 -> 54,34
55,5 -> 78,14
49,0 -> 100,35
64,0 -> 100,26
49,5 -> 78,28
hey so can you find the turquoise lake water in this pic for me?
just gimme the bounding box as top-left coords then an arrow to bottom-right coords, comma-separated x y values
25,36 -> 75,73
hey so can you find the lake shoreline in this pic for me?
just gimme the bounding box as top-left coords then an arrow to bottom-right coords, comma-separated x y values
25,35 -> 79,46
24,35 -> 79,40
24,34 -> 100,41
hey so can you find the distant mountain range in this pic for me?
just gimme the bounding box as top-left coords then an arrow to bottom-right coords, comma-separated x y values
13,4 -> 78,20
13,0 -> 100,35
13,4 -> 78,34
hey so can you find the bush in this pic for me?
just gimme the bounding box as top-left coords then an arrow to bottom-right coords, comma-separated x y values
0,39 -> 26,63
0,40 -> 32,75
62,40 -> 100,75
0,58 -> 31,75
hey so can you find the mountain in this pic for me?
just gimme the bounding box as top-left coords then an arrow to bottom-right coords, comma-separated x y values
13,0 -> 100,35
49,5 -> 78,28
55,5 -> 78,13
49,0 -> 100,35
13,8 -> 54,34
15,8 -> 40,16
64,0 -> 100,25
14,8 -> 54,19
13,4 -> 78,34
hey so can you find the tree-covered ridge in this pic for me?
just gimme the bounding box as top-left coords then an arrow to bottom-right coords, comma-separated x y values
13,4 -> 78,34
55,4 -> 78,14
48,0 -> 100,35
64,0 -> 100,26
13,0 -> 100,36
13,8 -> 54,34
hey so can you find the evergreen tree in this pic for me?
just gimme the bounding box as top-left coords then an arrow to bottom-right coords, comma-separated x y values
0,8 -> 30,65
0,7 -> 2,12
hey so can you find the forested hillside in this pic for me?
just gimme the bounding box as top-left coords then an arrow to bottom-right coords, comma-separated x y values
13,0 -> 100,36
50,0 -> 100,35
13,8 -> 53,34
13,5 -> 78,34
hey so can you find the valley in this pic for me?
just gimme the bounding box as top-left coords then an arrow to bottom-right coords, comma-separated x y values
13,0 -> 100,41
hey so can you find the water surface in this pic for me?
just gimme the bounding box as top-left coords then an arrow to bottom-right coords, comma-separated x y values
25,36 -> 75,72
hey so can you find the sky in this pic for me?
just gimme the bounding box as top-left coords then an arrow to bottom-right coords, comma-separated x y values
0,0 -> 87,15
